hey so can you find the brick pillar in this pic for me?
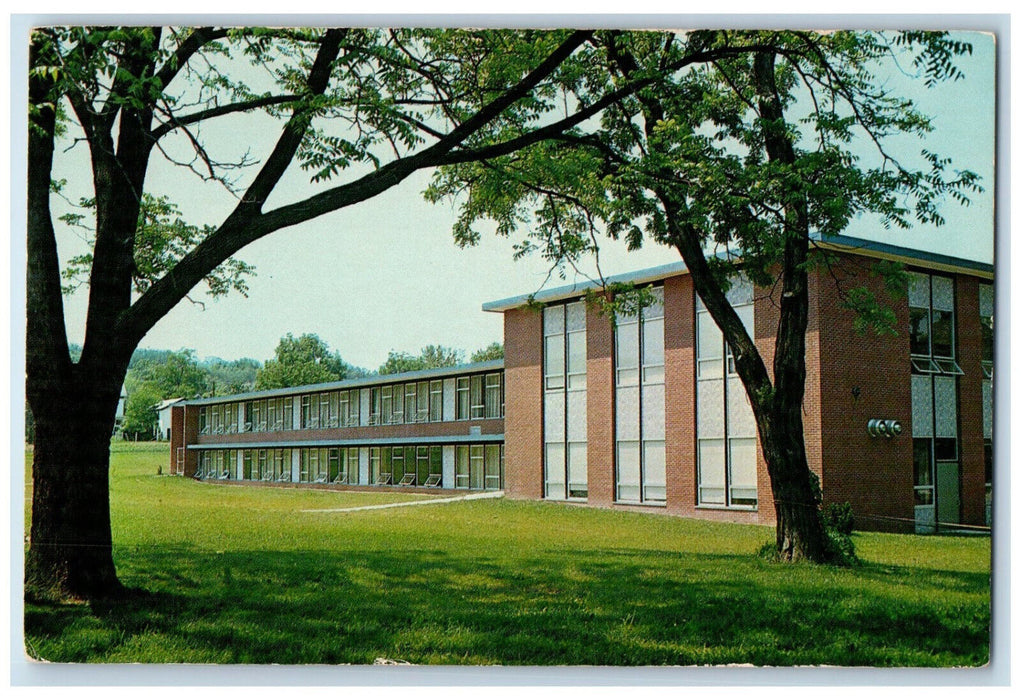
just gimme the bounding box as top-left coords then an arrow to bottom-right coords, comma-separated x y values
503,308 -> 544,499
586,304 -> 615,507
181,405 -> 200,477
169,405 -> 184,474
664,275 -> 697,517
955,276 -> 987,526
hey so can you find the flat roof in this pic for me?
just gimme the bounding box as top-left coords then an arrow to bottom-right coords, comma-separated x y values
183,359 -> 504,406
482,234 -> 994,312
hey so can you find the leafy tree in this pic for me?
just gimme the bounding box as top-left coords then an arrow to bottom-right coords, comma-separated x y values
255,333 -> 350,389
430,30 -> 981,563
203,357 -> 261,396
128,349 -> 209,398
378,344 -> 464,375
29,25 -> 643,598
470,342 -> 504,363
119,382 -> 163,440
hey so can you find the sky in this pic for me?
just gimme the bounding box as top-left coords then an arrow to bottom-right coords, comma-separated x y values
46,27 -> 997,372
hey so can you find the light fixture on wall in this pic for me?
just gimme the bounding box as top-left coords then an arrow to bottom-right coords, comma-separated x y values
867,419 -> 902,438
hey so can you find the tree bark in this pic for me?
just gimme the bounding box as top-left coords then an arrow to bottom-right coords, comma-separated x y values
751,50 -> 830,563
26,374 -> 125,600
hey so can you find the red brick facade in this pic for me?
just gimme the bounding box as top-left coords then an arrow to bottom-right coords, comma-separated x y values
171,247 -> 992,533
495,250 -> 992,532
503,307 -> 544,499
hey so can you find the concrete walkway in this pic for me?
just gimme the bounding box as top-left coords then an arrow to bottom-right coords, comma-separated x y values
300,490 -> 504,513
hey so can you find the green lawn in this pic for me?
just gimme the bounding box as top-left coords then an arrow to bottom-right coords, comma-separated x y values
23,443 -> 990,666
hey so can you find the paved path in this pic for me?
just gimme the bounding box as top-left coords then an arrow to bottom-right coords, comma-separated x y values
300,490 -> 504,513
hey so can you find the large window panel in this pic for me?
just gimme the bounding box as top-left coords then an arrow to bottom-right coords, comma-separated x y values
544,442 -> 566,499
643,440 -> 666,503
567,442 -> 588,499
544,302 -> 586,501
616,441 -> 641,502
698,439 -> 726,505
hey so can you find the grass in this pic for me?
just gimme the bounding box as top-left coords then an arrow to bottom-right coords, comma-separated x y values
23,442 -> 990,666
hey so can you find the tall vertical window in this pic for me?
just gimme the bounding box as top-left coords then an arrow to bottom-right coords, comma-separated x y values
696,278 -> 757,508
485,373 -> 503,419
909,272 -> 960,532
544,301 -> 587,500
615,287 -> 665,504
429,380 -> 443,421
456,377 -> 471,420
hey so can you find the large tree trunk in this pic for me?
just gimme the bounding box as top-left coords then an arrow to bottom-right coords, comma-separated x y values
26,375 -> 125,601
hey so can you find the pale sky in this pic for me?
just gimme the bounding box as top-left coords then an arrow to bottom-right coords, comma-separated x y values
47,28 -> 997,371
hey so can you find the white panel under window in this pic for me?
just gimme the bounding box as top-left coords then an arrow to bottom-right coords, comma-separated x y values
616,441 -> 641,502
931,275 -> 954,312
442,378 -> 456,422
697,379 -> 725,439
698,439 -> 726,504
567,442 -> 588,494
908,272 -> 930,308
934,375 -> 958,438
544,305 -> 565,335
647,287 -> 665,317
728,438 -> 758,496
982,380 -> 992,439
615,385 -> 640,441
726,376 -> 757,438
642,317 -> 664,367
616,321 -> 640,374
911,374 -> 934,438
979,283 -> 994,318
545,443 -> 566,499
643,441 -> 666,502
641,383 -> 665,441
735,303 -> 754,335
566,301 -> 586,332
697,311 -> 723,360
545,335 -> 565,381
726,275 -> 754,306
566,390 -> 587,442
567,330 -> 587,385
544,391 -> 566,442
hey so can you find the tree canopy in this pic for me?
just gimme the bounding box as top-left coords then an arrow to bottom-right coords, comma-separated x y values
378,344 -> 464,375
255,333 -> 355,389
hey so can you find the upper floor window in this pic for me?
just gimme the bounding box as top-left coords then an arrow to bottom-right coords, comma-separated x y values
908,272 -> 963,375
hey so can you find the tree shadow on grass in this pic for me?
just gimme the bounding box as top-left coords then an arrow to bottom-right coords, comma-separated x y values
24,546 -> 989,666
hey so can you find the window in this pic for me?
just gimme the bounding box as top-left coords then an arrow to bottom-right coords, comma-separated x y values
456,377 -> 471,420
485,373 -> 503,418
696,278 -> 757,509
544,301 -> 587,500
429,380 -> 443,422
908,272 -> 962,375
615,288 -> 665,505
470,375 -> 485,419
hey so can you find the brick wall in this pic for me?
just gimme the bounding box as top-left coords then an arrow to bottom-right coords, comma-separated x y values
955,276 -> 987,527
169,405 -> 184,474
585,303 -> 615,507
813,254 -> 914,532
664,275 -> 698,517
503,307 -> 544,499
181,405 -> 199,477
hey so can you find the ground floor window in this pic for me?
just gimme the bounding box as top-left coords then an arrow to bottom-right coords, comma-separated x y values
455,444 -> 503,491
